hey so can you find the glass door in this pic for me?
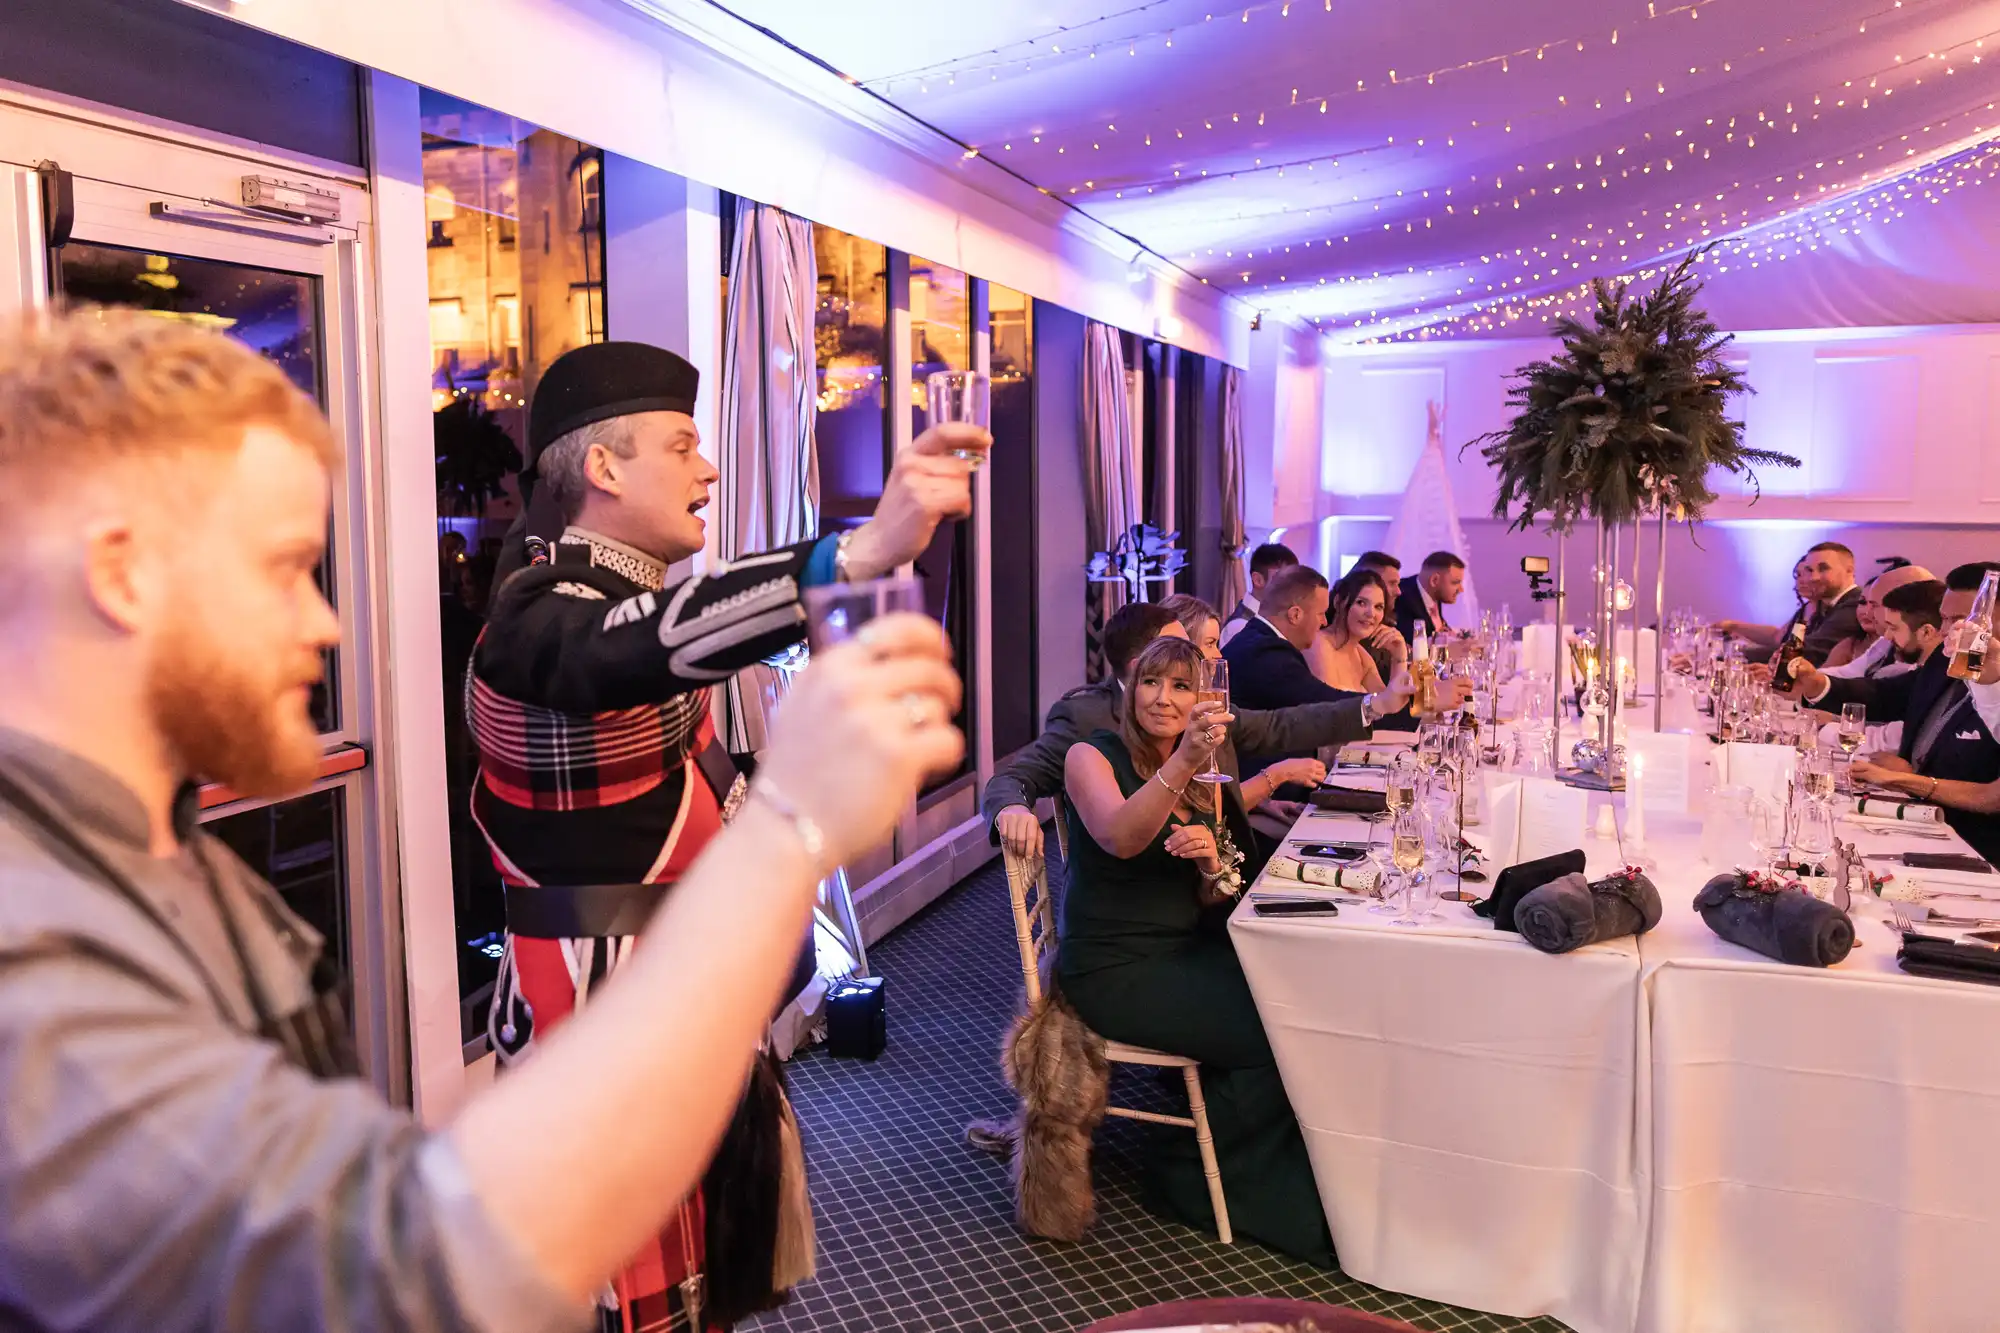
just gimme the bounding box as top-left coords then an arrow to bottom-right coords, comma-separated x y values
0,115 -> 403,1099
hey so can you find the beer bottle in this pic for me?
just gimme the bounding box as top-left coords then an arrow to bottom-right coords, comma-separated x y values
1948,569 -> 1999,681
1769,619 -> 1809,694
1411,624 -> 1439,714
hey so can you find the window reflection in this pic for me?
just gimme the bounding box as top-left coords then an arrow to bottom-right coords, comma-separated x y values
205,787 -> 350,1003
909,258 -> 974,793
421,90 -> 608,1036
989,284 -> 1038,759
814,225 -> 889,527
57,242 -> 340,732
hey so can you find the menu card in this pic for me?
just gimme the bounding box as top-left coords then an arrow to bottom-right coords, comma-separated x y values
1482,776 -> 1523,865
1517,777 -> 1591,863
1719,741 -> 1797,798
1625,730 -> 1694,815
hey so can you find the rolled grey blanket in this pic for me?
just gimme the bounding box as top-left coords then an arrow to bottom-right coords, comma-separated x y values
1694,873 -> 1854,967
1516,870 -> 1663,954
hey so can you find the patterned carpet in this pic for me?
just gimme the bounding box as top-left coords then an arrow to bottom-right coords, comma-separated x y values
745,851 -> 1569,1333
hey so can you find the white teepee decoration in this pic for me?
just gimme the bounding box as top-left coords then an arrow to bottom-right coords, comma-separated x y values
1385,400 -> 1480,628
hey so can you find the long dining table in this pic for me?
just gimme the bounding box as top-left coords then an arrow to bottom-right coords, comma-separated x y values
1230,737 -> 2000,1333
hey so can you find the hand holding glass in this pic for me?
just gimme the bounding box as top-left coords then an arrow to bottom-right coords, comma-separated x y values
925,371 -> 990,466
1192,658 -> 1231,785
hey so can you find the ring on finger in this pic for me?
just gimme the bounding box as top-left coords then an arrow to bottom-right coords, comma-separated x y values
898,693 -> 932,730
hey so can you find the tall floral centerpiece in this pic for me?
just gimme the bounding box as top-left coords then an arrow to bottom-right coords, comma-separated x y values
1470,251 -> 1795,782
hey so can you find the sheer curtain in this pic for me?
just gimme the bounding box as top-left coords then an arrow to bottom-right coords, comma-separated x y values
1219,364 -> 1248,616
1083,321 -> 1139,681
716,197 -> 818,755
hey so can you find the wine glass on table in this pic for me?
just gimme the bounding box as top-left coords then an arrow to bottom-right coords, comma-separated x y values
1836,703 -> 1867,793
1369,752 -> 1420,914
1193,657 -> 1230,786
925,370 -> 991,465
1389,804 -> 1434,926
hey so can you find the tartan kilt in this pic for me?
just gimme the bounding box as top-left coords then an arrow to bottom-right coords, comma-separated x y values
504,758 -> 728,1330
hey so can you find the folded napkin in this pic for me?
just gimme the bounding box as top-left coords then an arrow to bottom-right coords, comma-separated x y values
1694,874 -> 1854,966
1515,870 -> 1663,954
1852,796 -> 1944,824
1265,855 -> 1381,892
1899,933 -> 2000,986
1309,785 -> 1387,815
1473,848 -> 1587,931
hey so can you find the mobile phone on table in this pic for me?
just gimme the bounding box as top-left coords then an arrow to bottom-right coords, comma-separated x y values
1252,898 -> 1340,917
1292,843 -> 1367,862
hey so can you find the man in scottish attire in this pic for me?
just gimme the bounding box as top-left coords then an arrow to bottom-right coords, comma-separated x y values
470,341 -> 986,1331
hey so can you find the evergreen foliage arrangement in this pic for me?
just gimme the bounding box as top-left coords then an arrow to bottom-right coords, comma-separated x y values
1470,252 -> 1796,531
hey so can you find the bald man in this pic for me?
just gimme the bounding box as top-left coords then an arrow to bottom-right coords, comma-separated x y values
1821,563 -> 1938,681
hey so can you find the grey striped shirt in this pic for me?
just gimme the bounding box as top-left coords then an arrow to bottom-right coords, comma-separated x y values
0,729 -> 585,1333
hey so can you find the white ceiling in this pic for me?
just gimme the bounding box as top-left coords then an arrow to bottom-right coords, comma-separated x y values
723,0 -> 2000,338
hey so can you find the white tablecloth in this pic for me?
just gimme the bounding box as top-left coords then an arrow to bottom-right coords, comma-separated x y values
1231,810 -> 1648,1333
1636,812 -> 2000,1333
1232,755 -> 2000,1333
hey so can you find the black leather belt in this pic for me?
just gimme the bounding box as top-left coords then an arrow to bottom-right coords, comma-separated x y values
505,882 -> 669,939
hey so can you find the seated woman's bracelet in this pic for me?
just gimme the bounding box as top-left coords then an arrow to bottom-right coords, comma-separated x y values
1153,769 -> 1186,796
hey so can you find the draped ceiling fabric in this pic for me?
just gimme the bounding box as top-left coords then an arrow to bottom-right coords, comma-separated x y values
722,1 -> 2000,343
1385,401 -> 1482,630
1219,366 -> 1249,618
717,198 -> 818,756
1083,321 -> 1140,680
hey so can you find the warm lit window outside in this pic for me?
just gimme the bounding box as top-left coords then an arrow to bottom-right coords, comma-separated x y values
420,89 -> 609,1037
988,283 -> 1038,759
910,258 -> 975,792
814,225 -> 889,526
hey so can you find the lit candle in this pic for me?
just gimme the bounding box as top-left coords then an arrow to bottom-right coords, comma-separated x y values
1627,750 -> 1647,847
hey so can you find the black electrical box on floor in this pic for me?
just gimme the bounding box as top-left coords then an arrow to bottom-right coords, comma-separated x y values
826,976 -> 886,1059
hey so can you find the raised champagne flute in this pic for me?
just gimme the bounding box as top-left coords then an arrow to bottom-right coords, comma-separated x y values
803,575 -> 928,649
925,370 -> 991,465
1193,657 -> 1230,786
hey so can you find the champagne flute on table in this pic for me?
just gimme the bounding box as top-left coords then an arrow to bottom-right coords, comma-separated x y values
1193,657 -> 1231,786
925,370 -> 991,465
1836,703 -> 1867,792
1389,804 -> 1432,926
1370,752 -> 1420,914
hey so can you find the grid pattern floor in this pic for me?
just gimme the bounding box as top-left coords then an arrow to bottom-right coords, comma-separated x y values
745,856 -> 1570,1333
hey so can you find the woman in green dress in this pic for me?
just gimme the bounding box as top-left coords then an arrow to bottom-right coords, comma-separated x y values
1059,634 -> 1334,1267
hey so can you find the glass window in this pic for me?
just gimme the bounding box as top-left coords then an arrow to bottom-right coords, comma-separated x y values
988,284 -> 1038,759
205,787 -> 350,996
813,225 -> 889,527
57,241 -> 341,733
421,90 -> 608,1038
909,258 -> 974,791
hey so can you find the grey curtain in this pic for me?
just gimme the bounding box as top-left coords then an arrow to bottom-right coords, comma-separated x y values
717,198 -> 818,755
1083,322 -> 1139,680
1219,364 -> 1248,616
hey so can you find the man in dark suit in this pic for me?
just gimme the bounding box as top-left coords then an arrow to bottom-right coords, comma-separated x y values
1225,565 -> 1467,774
1218,542 -> 1299,649
1796,568 -> 2000,862
983,598 -> 1394,859
1795,542 -> 1865,667
1394,550 -> 1465,646
1724,543 -> 1863,667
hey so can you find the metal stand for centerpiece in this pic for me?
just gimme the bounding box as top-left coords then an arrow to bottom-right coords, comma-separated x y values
1561,518 -> 1626,791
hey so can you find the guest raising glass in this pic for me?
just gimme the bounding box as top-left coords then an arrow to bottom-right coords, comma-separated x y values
1059,635 -> 1332,1265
